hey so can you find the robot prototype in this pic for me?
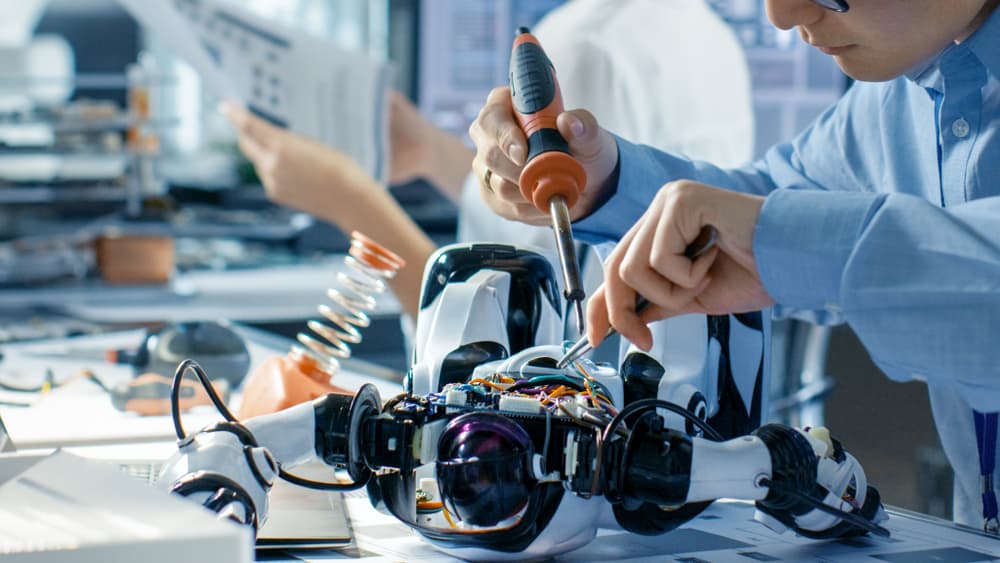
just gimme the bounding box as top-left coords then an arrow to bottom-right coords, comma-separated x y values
159,243 -> 888,561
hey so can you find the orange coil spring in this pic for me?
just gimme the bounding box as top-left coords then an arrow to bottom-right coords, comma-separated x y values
295,231 -> 405,373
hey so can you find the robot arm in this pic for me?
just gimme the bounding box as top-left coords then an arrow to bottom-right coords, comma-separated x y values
601,401 -> 886,538
157,361 -> 379,531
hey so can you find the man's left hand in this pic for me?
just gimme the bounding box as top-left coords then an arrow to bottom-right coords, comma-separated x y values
587,181 -> 776,351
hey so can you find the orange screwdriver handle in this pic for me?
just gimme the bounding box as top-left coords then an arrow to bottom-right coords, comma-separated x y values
510,28 -> 587,212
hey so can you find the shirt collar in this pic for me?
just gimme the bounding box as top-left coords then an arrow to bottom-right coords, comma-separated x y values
964,4 -> 1000,79
905,6 -> 1000,90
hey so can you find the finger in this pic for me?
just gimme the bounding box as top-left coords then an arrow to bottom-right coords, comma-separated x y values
619,249 -> 718,315
220,101 -> 280,148
603,227 -> 654,351
472,150 -> 522,197
648,213 -> 718,290
585,285 -> 612,348
615,206 -> 662,300
615,200 -> 705,312
470,88 -> 527,181
478,175 -> 548,225
235,135 -> 268,166
556,109 -> 602,160
470,127 -> 524,187
634,281 -> 712,325
512,202 -> 548,225
482,87 -> 528,166
489,175 -> 524,203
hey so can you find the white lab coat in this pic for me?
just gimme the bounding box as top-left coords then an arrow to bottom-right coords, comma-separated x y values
458,0 -> 754,261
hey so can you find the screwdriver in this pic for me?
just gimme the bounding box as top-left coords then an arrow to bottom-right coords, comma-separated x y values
103,372 -> 230,416
509,27 -> 588,332
556,226 -> 718,369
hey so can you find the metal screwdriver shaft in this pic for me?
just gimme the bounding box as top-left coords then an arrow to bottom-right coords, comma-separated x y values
550,194 -> 586,328
509,27 -> 588,333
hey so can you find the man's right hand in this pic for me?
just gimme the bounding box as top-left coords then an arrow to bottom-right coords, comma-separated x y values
468,86 -> 620,226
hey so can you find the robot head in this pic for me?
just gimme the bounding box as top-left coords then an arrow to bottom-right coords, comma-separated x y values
369,344 -> 621,561
410,243 -> 563,396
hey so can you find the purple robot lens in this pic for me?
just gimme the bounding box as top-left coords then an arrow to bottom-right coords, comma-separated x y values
436,412 -> 535,526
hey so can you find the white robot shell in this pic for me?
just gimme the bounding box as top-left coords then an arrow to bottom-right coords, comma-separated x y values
619,312 -> 770,439
427,493 -> 604,561
410,243 -> 563,396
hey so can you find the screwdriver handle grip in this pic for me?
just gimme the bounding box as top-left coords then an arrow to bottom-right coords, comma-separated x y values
510,28 -> 586,212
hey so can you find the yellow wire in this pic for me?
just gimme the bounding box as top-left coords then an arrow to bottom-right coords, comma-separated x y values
442,508 -> 457,528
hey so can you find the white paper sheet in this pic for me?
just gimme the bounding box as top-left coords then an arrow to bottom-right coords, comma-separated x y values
0,328 -> 403,449
0,451 -> 251,562
117,0 -> 390,183
323,498 -> 1000,563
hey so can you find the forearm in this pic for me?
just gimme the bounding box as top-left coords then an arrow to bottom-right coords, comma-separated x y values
574,135 -> 779,244
315,182 -> 436,319
423,127 -> 475,201
755,190 -> 1000,409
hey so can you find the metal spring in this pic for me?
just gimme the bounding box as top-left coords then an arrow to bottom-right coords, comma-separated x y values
294,231 -> 405,374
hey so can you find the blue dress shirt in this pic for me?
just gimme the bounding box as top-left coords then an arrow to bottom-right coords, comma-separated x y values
575,9 -> 1000,526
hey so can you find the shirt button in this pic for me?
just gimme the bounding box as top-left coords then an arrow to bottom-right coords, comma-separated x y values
952,117 -> 970,138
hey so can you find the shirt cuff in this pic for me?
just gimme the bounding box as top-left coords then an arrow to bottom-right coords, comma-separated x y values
753,188 -> 885,312
574,135 -> 670,244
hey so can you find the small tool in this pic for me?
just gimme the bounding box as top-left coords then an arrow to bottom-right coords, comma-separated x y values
509,27 -> 588,332
108,372 -> 230,416
556,226 -> 719,369
20,346 -> 140,365
20,321 -> 251,388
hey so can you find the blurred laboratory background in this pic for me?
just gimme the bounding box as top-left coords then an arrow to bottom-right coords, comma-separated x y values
0,0 -> 946,519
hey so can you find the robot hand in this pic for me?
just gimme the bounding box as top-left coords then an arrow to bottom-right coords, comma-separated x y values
596,398 -> 888,539
157,360 -> 378,532
751,424 -> 888,539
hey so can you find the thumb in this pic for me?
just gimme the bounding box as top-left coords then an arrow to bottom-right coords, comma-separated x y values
556,109 -> 602,159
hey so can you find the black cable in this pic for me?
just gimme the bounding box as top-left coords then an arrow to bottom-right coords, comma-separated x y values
170,359 -> 367,491
82,370 -> 110,393
0,399 -> 31,407
171,359 -> 238,440
0,368 -> 56,393
759,477 -> 890,538
601,398 -> 724,445
0,380 -> 44,393
277,467 -> 367,491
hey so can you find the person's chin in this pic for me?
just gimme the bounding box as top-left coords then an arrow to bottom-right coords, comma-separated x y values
835,56 -> 909,83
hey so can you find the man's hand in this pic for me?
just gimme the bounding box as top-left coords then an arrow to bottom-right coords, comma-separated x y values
468,86 -> 620,226
220,101 -> 375,219
587,181 -> 776,351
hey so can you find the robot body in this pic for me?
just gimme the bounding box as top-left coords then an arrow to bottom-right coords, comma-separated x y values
158,244 -> 887,561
